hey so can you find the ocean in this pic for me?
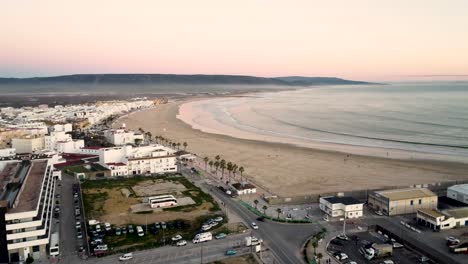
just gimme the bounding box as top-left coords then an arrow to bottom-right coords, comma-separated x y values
180,82 -> 468,160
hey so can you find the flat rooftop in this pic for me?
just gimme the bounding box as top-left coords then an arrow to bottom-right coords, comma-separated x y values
418,208 -> 446,218
374,188 -> 436,201
322,196 -> 362,205
448,184 -> 468,194
445,207 -> 468,219
8,160 -> 48,213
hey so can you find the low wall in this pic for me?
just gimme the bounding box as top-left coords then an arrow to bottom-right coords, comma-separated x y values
265,179 -> 468,205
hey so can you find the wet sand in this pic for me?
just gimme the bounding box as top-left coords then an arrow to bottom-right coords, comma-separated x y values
114,100 -> 468,197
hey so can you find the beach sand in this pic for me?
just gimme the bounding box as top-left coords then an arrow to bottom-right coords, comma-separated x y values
115,100 -> 468,197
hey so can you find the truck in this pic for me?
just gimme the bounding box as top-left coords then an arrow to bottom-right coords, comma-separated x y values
449,242 -> 468,254
360,243 -> 393,260
49,232 -> 60,257
192,232 -> 212,243
245,236 -> 263,247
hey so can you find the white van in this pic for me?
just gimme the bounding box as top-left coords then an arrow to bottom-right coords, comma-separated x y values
192,232 -> 212,243
136,226 -> 144,237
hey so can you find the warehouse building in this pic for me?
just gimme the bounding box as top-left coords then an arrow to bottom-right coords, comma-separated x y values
447,184 -> 468,205
417,207 -> 468,231
368,188 -> 438,216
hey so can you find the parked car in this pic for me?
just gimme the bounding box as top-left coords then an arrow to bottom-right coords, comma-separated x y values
337,234 -> 349,241
171,234 -> 183,241
119,253 -> 133,261
115,227 -> 121,236
214,216 -> 224,222
128,225 -> 134,233
226,249 -> 237,256
251,222 -> 259,230
122,227 -> 127,234
215,233 -> 227,239
161,222 -> 167,229
334,252 -> 348,260
176,240 -> 187,246
375,210 -> 384,216
76,231 -> 83,239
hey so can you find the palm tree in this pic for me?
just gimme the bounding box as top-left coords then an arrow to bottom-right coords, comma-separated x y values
316,252 -> 323,264
172,142 -> 177,149
226,162 -> 233,182
253,199 -> 259,210
145,132 -> 152,143
276,208 -> 282,220
311,240 -> 318,255
208,160 -> 214,171
203,157 -> 209,170
183,142 -> 188,150
239,166 -> 245,182
232,164 -> 238,180
214,161 -> 220,175
215,155 -> 221,162
176,142 -> 181,150
262,205 -> 268,216
220,162 -> 226,180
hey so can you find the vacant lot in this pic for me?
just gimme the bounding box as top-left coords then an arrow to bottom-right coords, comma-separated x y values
81,174 -> 220,225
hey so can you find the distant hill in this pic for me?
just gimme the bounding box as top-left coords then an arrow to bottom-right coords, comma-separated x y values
0,74 -> 374,86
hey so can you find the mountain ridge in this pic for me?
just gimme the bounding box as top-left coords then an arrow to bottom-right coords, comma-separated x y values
0,74 -> 375,86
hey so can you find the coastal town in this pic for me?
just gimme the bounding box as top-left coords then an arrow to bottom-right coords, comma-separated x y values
0,98 -> 467,264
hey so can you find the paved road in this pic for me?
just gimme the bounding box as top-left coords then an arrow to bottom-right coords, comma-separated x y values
203,182 -> 327,264
83,233 -> 251,264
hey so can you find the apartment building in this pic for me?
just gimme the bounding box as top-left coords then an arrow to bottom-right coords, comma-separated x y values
99,144 -> 177,176
319,196 -> 363,219
103,127 -> 144,146
368,188 -> 438,216
0,156 -> 61,263
11,136 -> 45,154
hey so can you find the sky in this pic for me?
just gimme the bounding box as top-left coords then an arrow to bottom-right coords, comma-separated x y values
1,0 -> 468,81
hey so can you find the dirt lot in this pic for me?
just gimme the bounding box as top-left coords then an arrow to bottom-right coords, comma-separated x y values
81,175 -> 219,226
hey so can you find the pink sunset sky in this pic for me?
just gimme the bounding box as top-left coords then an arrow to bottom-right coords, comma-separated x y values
1,0 -> 468,81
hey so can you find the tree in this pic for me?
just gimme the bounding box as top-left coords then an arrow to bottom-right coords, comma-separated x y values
215,155 -> 221,162
262,205 -> 268,216
253,199 -> 259,210
226,162 -> 233,182
276,208 -> 282,219
172,142 -> 177,149
203,157 -> 209,170
316,252 -> 323,264
220,162 -> 226,180
183,141 -> 188,150
26,255 -> 34,264
311,240 -> 318,255
232,164 -> 238,180
145,131 -> 152,142
239,166 -> 245,182
214,161 -> 220,175
208,160 -> 214,171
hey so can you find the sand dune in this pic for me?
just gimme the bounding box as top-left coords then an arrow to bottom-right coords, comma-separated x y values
114,100 -> 468,197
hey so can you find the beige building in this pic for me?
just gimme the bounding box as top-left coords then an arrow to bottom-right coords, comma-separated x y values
12,136 -> 45,154
368,188 -> 438,216
0,128 -> 28,148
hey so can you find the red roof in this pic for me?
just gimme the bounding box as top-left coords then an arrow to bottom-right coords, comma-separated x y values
106,162 -> 126,166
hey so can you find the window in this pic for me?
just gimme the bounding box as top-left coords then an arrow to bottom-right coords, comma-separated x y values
32,245 -> 40,252
410,200 -> 414,205
418,199 -> 422,205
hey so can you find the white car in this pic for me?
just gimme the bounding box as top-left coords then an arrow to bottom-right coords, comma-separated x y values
348,262 -> 358,264
251,222 -> 259,230
214,216 -> 224,222
119,253 -> 133,261
176,240 -> 187,246
171,234 -> 183,241
334,252 -> 348,260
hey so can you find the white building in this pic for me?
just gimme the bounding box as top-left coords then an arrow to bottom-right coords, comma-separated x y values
55,140 -> 85,153
0,155 -> 61,263
103,127 -> 144,146
0,148 -> 16,158
99,144 -> 177,176
12,136 -> 45,154
447,184 -> 468,204
319,196 -> 363,219
417,208 -> 468,231
231,183 -> 257,196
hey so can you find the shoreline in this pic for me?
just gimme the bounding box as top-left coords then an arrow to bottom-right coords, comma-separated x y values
114,97 -> 468,196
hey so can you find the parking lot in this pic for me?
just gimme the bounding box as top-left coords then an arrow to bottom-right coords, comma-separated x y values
327,228 -> 435,264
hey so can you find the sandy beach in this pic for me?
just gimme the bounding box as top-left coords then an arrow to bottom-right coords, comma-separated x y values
114,99 -> 468,197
